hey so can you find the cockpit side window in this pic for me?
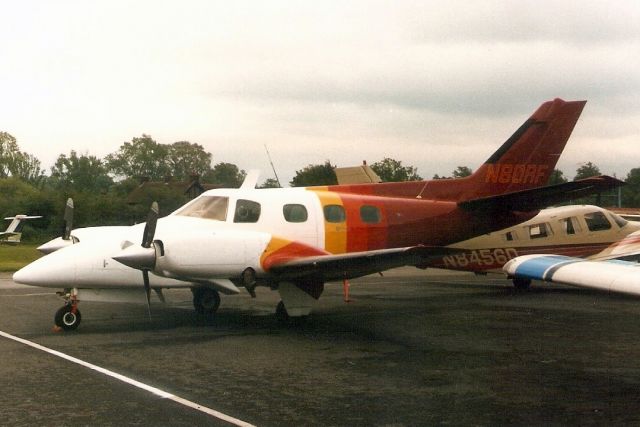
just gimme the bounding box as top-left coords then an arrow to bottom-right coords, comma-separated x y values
234,199 -> 261,223
175,196 -> 229,221
584,212 -> 612,232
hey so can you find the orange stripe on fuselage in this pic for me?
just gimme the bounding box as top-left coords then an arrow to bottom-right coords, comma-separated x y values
307,187 -> 388,254
308,187 -> 348,254
260,236 -> 329,271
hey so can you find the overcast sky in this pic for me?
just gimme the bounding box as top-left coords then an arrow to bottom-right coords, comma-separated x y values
2,1 -> 639,185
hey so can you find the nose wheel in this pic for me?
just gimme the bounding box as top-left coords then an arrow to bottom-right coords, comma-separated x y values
54,303 -> 82,331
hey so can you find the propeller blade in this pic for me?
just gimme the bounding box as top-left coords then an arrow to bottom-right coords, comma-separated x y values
62,198 -> 74,240
142,202 -> 159,248
143,270 -> 152,319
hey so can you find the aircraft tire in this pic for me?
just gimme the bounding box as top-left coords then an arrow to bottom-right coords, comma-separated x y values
193,288 -> 221,315
513,277 -> 532,290
54,305 -> 81,331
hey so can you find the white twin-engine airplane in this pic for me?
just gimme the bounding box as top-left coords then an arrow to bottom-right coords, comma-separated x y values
1,215 -> 42,244
13,99 -> 623,330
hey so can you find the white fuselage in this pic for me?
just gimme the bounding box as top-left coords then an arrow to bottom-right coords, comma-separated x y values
13,187 -> 328,291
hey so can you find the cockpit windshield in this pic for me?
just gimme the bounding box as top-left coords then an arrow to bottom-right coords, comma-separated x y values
175,196 -> 229,221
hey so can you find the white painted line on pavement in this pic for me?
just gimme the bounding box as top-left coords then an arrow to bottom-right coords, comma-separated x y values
0,330 -> 255,427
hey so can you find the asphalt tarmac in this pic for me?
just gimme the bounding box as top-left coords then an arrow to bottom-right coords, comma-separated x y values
2,268 -> 640,426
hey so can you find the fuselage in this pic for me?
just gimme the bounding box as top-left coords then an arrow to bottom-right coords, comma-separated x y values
427,205 -> 640,272
14,185 -> 534,290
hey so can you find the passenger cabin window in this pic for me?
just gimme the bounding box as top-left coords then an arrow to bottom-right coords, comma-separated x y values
561,217 -> 578,235
360,205 -> 381,224
584,211 -> 611,232
528,223 -> 551,239
175,196 -> 229,221
324,205 -> 346,223
283,204 -> 308,223
234,199 -> 261,223
504,231 -> 517,242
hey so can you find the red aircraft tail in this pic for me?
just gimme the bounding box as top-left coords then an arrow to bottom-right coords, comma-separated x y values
327,98 -> 586,202
436,98 -> 586,201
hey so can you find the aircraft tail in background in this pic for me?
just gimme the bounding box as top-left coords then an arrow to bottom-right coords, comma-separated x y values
1,215 -> 42,244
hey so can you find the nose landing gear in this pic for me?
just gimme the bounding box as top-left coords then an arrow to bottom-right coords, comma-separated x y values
53,292 -> 81,331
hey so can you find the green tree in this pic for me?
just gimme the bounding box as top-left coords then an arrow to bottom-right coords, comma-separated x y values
622,168 -> 640,208
0,132 -> 19,178
370,158 -> 422,182
290,161 -> 338,187
106,134 -> 170,180
0,131 -> 44,183
167,141 -> 213,181
574,162 -> 601,181
258,178 -> 281,188
50,150 -> 113,193
452,166 -> 472,178
204,162 -> 247,188
548,169 -> 568,185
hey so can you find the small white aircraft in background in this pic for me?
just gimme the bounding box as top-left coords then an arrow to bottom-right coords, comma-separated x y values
1,215 -> 42,244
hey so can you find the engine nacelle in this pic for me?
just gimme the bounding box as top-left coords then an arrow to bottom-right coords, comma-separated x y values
153,230 -> 272,281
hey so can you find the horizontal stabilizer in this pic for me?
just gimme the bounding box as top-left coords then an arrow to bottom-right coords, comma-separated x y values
458,175 -> 624,213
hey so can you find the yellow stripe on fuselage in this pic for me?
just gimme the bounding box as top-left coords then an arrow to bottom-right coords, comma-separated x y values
307,187 -> 347,254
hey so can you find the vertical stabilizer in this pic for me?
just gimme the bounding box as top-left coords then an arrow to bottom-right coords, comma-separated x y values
462,98 -> 586,199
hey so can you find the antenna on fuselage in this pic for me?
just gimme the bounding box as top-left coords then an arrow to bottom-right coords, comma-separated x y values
264,144 -> 282,188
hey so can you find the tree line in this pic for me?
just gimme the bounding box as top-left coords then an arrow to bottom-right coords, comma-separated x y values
2,131 -> 640,242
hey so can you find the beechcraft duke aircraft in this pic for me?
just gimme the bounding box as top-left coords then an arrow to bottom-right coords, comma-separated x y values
13,98 -> 621,330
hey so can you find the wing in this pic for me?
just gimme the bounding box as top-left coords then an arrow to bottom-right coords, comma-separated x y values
459,175 -> 624,213
503,254 -> 640,296
267,246 -> 461,282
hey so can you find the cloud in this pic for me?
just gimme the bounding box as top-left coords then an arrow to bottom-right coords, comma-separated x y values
1,1 -> 639,183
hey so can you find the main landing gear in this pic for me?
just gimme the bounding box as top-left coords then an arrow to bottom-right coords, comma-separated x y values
275,300 -> 290,322
192,287 -> 221,316
512,277 -> 532,290
54,292 -> 81,331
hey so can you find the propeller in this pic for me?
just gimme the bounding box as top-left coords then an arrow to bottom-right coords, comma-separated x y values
62,198 -> 74,240
112,201 -> 159,319
141,201 -> 159,318
37,198 -> 75,254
